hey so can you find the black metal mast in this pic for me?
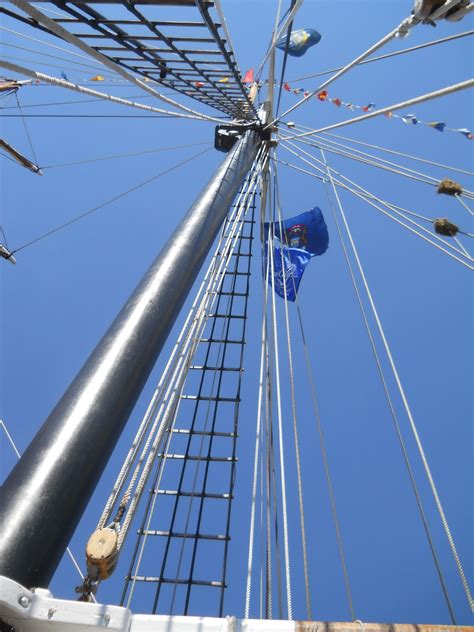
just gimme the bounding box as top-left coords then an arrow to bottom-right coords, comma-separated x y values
0,130 -> 261,589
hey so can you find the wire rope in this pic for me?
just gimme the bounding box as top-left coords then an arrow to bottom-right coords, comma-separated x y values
11,148 -> 211,255
270,17 -> 413,127
284,139 -> 474,255
314,131 -> 474,177
286,30 -> 474,83
319,152 -> 457,623
287,126 -> 448,187
455,194 -> 474,217
279,132 -> 440,189
41,141 -> 211,170
245,219 -> 271,620
9,0 -> 223,122
14,93 -> 39,166
267,173 -> 293,620
0,61 -> 213,122
283,79 -> 474,138
278,142 -> 474,268
273,162 -> 312,621
321,152 -> 474,614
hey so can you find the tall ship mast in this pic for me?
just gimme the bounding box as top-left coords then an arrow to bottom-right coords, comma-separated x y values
0,1 -> 473,630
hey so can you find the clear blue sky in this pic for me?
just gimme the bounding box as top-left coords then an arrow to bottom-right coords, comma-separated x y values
1,0 -> 473,625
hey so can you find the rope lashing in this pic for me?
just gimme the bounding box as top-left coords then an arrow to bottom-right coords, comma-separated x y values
438,178 -> 463,195
434,218 -> 459,236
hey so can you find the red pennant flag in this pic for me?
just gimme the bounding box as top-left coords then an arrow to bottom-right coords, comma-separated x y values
243,68 -> 254,83
283,82 -> 291,92
304,91 -> 310,98
331,98 -> 342,107
195,81 -> 204,87
316,90 -> 328,101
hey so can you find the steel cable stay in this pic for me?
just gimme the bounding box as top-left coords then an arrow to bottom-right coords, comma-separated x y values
7,147 -> 212,257
279,132 -> 441,189
320,151 -> 474,614
276,153 -> 474,272
272,160 -> 312,621
275,152 -> 474,270
40,141 -> 212,170
267,169 -> 293,620
279,135 -> 474,235
1,52 -> 122,82
272,167 -> 356,622
279,128 -> 458,189
282,139 -> 474,256
277,142 -> 474,268
316,158 -> 457,624
291,126 -> 474,177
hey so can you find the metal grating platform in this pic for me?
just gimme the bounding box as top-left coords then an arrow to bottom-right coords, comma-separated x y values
4,0 -> 258,120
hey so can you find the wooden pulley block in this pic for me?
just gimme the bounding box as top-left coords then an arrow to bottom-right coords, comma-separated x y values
85,527 -> 119,580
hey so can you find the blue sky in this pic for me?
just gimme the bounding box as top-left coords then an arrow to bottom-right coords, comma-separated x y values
1,0 -> 473,625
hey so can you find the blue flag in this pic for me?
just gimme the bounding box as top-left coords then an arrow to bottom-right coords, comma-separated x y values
264,207 -> 329,301
272,207 -> 329,255
276,28 -> 321,58
269,247 -> 312,302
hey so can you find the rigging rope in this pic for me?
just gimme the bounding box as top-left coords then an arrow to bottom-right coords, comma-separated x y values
275,0 -> 297,117
273,162 -> 312,620
255,0 -> 302,81
321,152 -> 474,614
41,141 -> 210,170
11,148 -> 211,255
0,25 -> 122,68
319,152 -> 457,623
267,171 -> 293,620
15,92 -> 39,166
278,142 -> 474,269
285,139 -> 473,254
2,47 -> 120,78
9,0 -> 222,123
288,126 -> 450,186
245,231 -> 271,619
318,131 -> 474,177
279,131 -> 441,189
287,30 -> 474,83
283,79 -> 474,138
0,61 -> 212,122
456,194 -> 474,217
270,17 -> 414,127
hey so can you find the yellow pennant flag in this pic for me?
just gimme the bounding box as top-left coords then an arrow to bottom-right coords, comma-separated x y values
218,77 -> 230,83
90,75 -> 105,81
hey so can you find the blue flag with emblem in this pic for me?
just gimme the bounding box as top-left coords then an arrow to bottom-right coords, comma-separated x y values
264,207 -> 329,301
276,28 -> 321,57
